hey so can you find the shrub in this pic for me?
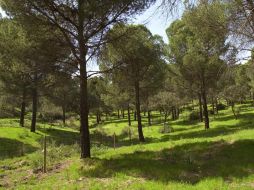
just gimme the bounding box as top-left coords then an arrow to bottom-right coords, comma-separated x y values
189,111 -> 200,121
28,140 -> 79,172
209,109 -> 215,115
159,123 -> 174,134
217,103 -> 226,110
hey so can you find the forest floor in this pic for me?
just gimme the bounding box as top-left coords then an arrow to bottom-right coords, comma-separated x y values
0,104 -> 254,190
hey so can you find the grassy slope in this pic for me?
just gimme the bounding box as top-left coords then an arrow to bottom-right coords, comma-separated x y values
0,104 -> 254,190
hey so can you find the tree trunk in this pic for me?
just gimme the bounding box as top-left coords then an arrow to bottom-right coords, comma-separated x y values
19,88 -> 26,127
231,103 -> 238,120
96,113 -> 99,124
148,110 -> 151,126
215,98 -> 219,114
198,93 -> 203,122
62,104 -> 66,126
127,105 -> 131,126
117,109 -> 120,119
31,85 -> 37,132
79,59 -> 90,158
78,1 -> 91,158
171,107 -> 175,120
212,97 -> 215,115
122,109 -> 125,118
134,111 -> 137,121
201,87 -> 209,129
135,81 -> 145,142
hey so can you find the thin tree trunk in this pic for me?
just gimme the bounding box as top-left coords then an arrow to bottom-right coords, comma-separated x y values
127,105 -> 131,126
201,87 -> 209,129
122,109 -> 125,118
212,97 -> 215,115
148,110 -> 151,126
19,88 -> 26,127
117,109 -> 120,119
96,113 -> 99,124
231,103 -> 238,120
215,98 -> 219,114
31,85 -> 37,132
62,104 -> 66,126
198,93 -> 203,122
171,107 -> 175,120
135,81 -> 145,142
134,111 -> 137,121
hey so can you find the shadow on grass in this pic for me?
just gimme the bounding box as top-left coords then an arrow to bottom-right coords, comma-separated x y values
0,138 -> 37,160
80,140 -> 254,184
38,128 -> 79,145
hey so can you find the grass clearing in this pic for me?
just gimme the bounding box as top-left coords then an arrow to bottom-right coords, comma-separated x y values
0,104 -> 254,189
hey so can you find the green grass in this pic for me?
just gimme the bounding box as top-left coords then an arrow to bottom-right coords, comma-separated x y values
0,104 -> 254,189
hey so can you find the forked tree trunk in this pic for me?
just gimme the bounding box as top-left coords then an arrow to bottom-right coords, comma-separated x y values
135,81 -> 145,142
20,88 -> 26,127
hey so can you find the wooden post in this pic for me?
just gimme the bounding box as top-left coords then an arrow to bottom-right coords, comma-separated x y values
43,135 -> 47,173
113,132 -> 116,150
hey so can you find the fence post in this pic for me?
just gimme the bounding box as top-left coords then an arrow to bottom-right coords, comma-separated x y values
43,135 -> 47,173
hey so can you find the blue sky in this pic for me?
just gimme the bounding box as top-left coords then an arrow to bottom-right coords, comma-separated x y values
0,2 -> 182,43
134,1 -> 183,43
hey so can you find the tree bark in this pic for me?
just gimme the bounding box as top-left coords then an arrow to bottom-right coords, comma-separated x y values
231,103 -> 238,120
198,93 -> 203,122
122,109 -> 125,118
148,110 -> 151,126
215,98 -> 219,114
135,81 -> 145,142
62,104 -> 66,126
212,97 -> 215,115
172,107 -> 175,120
127,105 -> 131,126
78,1 -> 90,158
201,87 -> 209,129
117,109 -> 120,119
31,85 -> 37,132
20,87 -> 26,127
96,113 -> 100,124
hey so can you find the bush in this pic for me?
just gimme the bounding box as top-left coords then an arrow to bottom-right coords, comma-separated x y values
120,126 -> 131,137
209,109 -> 215,115
28,140 -> 79,172
189,111 -> 200,121
159,123 -> 174,134
217,103 -> 226,111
